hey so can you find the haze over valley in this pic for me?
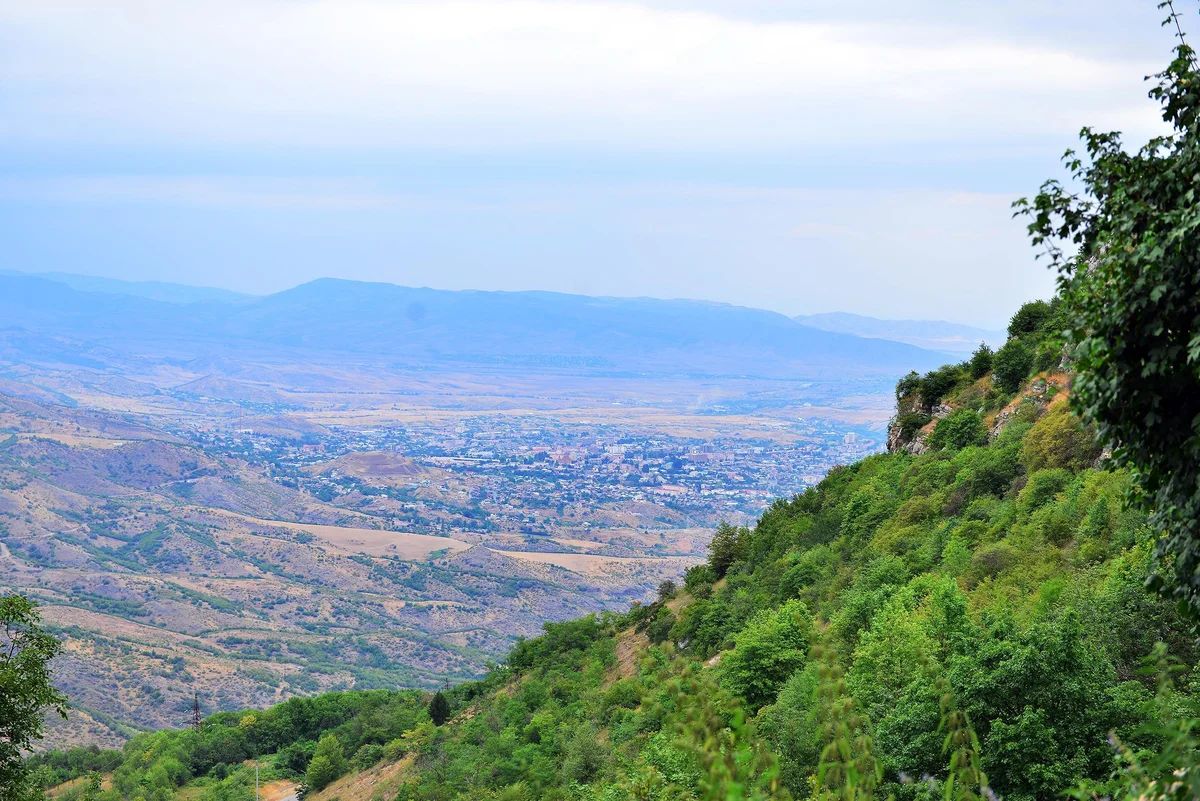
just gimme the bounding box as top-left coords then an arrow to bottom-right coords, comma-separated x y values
0,270 -> 948,746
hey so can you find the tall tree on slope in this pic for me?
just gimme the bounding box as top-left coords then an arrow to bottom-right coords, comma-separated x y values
0,594 -> 68,799
1016,7 -> 1200,617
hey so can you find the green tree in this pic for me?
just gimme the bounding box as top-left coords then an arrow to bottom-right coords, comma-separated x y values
929,410 -> 988,451
991,339 -> 1034,394
1007,300 -> 1052,339
669,656 -> 791,801
304,733 -> 347,792
968,343 -> 993,379
708,522 -> 750,579
1015,28 -> 1200,613
1019,402 -> 1099,472
428,691 -> 450,726
720,600 -> 812,710
0,594 -> 68,799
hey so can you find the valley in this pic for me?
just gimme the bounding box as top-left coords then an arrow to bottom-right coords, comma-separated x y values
0,275 -> 910,748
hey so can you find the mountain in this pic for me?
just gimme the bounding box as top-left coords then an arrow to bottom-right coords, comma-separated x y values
795,311 -> 1005,355
0,275 -> 946,378
0,270 -> 254,305
34,301 -> 1193,801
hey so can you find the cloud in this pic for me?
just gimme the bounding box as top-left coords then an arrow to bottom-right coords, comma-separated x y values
0,0 -> 1164,151
0,176 -> 406,209
0,176 -> 1053,327
787,222 -> 854,238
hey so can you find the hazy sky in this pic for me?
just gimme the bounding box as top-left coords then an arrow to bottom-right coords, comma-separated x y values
0,1 -> 1182,327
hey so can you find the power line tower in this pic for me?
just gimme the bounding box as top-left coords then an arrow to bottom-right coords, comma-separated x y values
190,692 -> 202,729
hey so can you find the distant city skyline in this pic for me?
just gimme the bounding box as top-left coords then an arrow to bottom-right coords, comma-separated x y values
0,0 -> 1180,328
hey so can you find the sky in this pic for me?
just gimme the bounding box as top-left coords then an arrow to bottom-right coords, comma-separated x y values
0,0 -> 1183,328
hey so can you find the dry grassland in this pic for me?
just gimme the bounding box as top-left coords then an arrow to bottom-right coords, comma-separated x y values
209,510 -> 472,559
487,548 -> 694,575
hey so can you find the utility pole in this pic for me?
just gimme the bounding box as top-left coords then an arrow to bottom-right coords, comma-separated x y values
190,693 -> 202,729
255,762 -> 260,801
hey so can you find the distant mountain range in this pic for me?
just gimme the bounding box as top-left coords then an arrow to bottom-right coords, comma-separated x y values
0,270 -> 254,305
794,311 -> 1005,355
0,273 -> 948,379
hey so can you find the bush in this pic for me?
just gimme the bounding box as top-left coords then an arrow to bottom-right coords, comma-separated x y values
929,409 -> 987,451
720,600 -> 812,709
1021,401 -> 1100,472
969,343 -> 994,379
683,564 -> 715,597
895,371 -> 921,401
1008,300 -> 1052,338
561,726 -> 606,784
352,743 -> 383,770
1034,338 -> 1062,373
992,339 -> 1035,393
304,734 -> 346,792
919,364 -> 965,407
707,522 -> 749,579
895,410 -> 933,441
1017,469 -> 1073,514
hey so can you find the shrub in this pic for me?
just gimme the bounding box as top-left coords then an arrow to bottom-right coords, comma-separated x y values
895,371 -> 921,401
352,743 -> 383,770
304,734 -> 346,792
1007,300 -> 1052,338
1020,401 -> 1100,472
707,522 -> 750,579
1034,338 -> 1062,373
919,364 -> 965,407
955,444 -> 1022,499
720,600 -> 812,709
969,343 -> 994,379
1017,469 -> 1073,513
428,691 -> 450,726
992,339 -> 1035,393
683,564 -> 715,598
561,726 -> 606,784
929,409 -> 987,451
970,542 -> 1016,580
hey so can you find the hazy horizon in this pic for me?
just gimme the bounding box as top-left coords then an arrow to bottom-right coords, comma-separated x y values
4,267 -> 1013,330
0,0 -> 1179,330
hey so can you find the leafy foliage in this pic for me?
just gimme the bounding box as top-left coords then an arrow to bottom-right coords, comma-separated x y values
968,344 -> 993,380
0,594 -> 68,800
929,410 -> 987,451
991,339 -> 1034,394
1015,31 -> 1200,614
305,733 -> 348,792
36,689 -> 428,800
429,691 -> 451,726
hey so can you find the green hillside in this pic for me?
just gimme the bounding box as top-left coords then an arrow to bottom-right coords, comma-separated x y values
27,297 -> 1199,801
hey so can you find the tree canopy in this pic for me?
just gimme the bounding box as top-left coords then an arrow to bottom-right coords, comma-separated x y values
1016,31 -> 1200,615
0,594 -> 67,800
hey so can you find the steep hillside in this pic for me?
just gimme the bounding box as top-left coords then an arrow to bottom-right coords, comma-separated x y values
38,300 -> 1197,801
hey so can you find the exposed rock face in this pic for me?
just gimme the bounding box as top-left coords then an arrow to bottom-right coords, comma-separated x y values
887,391 -> 933,455
932,402 -> 954,420
886,419 -> 904,453
906,436 -> 930,455
989,407 -> 1016,441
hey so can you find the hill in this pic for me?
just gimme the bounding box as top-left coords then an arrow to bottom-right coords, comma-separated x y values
33,299 -> 1196,801
0,271 -> 255,305
795,311 -> 1005,355
0,274 -> 944,379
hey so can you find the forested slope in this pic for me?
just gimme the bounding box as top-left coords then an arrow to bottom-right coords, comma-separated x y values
36,300 -> 1198,801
